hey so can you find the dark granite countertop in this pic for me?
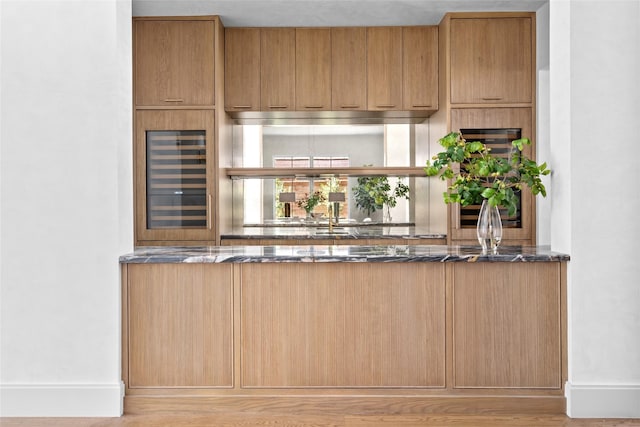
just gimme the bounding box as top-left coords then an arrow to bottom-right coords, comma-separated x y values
120,245 -> 570,264
221,225 -> 446,240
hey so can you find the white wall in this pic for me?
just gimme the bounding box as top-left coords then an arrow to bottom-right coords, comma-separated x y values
0,0 -> 132,416
536,2 -> 551,246
550,0 -> 640,418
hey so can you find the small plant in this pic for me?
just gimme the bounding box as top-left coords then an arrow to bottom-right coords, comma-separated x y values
296,191 -> 326,214
424,132 -> 550,216
353,172 -> 410,218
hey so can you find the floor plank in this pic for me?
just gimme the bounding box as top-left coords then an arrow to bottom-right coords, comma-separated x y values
1,415 -> 639,427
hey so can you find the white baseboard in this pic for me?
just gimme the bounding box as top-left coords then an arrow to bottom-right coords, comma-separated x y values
0,382 -> 124,417
566,382 -> 640,418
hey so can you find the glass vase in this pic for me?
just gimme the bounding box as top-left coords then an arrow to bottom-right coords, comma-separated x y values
477,199 -> 503,253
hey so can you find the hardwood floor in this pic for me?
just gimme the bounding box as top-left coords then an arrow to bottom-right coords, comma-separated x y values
1,414 -> 639,426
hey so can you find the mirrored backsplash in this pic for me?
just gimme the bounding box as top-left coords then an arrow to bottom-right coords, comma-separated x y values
230,123 -> 447,232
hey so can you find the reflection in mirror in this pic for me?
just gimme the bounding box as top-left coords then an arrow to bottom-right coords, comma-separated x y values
232,123 -> 443,230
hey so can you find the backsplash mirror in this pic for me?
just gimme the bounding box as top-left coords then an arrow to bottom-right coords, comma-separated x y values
231,123 -> 446,231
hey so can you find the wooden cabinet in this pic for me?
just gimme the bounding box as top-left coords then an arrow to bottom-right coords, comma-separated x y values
296,28 -> 331,110
367,27 -> 403,111
122,258 -> 567,411
241,263 -> 445,387
403,26 -> 438,110
225,28 -> 260,111
133,16 -> 227,247
125,264 -> 233,387
261,28 -> 296,111
449,16 -> 533,104
453,263 -> 561,388
434,13 -> 537,245
331,27 -> 367,110
224,25 -> 438,115
135,110 -> 216,244
134,18 -> 215,107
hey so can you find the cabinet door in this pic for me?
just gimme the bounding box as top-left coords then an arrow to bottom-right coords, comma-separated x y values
127,264 -> 233,387
450,17 -> 533,104
134,19 -> 215,107
367,27 -> 403,111
261,28 -> 295,111
296,28 -> 331,110
331,27 -> 367,110
403,26 -> 438,110
453,263 -> 561,388
135,110 -> 215,244
241,263 -> 445,387
225,28 -> 260,111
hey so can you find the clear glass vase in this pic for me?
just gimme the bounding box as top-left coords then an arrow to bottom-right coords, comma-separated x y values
477,199 -> 503,254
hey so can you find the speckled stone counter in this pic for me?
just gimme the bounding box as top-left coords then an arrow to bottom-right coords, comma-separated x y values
119,244 -> 570,264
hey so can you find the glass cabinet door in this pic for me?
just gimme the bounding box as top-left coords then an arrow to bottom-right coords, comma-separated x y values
135,110 -> 215,244
146,130 -> 207,229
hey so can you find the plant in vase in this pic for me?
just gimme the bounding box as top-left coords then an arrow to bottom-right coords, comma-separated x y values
424,131 -> 550,253
296,191 -> 326,219
353,173 -> 410,222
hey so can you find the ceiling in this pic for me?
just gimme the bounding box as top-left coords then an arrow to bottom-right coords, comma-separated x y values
132,0 -> 548,27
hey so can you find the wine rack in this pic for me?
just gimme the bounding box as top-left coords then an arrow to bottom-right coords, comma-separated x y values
458,128 -> 522,229
146,130 -> 207,229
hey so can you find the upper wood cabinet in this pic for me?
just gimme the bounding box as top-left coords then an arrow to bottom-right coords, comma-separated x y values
367,27 -> 403,111
449,16 -> 533,104
261,28 -> 296,111
225,28 -> 260,111
403,26 -> 438,110
296,28 -> 331,110
224,25 -> 438,115
134,18 -> 215,107
331,27 -> 367,110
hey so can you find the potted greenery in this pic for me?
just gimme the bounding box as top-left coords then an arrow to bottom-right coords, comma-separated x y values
296,191 -> 326,219
353,173 -> 410,222
424,131 -> 550,252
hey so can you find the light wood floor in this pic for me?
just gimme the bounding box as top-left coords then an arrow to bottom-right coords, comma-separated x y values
1,414 -> 639,426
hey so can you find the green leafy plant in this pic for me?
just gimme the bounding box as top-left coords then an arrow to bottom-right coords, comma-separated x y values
353,173 -> 410,218
424,132 -> 550,216
296,191 -> 326,213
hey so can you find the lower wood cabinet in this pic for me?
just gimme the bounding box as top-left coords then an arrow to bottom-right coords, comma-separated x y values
125,264 -> 233,388
240,263 -> 445,387
452,263 -> 562,389
122,260 -> 566,412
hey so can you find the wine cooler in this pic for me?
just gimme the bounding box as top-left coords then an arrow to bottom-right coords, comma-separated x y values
458,128 -> 523,229
135,110 -> 215,245
146,130 -> 207,229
